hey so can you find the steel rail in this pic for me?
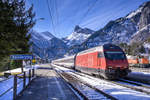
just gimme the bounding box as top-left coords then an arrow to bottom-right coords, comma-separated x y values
54,66 -> 117,100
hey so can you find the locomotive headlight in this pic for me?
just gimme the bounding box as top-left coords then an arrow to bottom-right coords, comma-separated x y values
124,66 -> 128,68
108,66 -> 113,69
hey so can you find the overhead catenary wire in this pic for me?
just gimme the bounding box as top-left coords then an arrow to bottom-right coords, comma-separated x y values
67,0 -> 99,39
66,0 -> 99,52
78,0 -> 98,26
60,0 -> 83,38
54,0 -> 60,36
46,0 -> 98,38
81,1 -> 128,28
46,0 -> 56,35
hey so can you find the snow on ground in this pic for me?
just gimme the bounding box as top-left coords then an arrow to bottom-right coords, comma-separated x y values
0,75 -> 34,100
53,64 -> 150,100
4,64 -> 41,74
144,43 -> 150,49
73,72 -> 150,100
0,64 -> 38,100
5,68 -> 29,73
116,80 -> 150,93
0,76 -> 24,100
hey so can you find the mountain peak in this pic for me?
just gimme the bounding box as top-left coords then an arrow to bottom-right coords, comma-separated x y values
142,1 -> 150,8
30,31 -> 67,59
74,25 -> 94,34
74,25 -> 81,32
126,1 -> 150,19
64,26 -> 95,47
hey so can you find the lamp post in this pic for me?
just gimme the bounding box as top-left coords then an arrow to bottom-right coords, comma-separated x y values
36,18 -> 45,22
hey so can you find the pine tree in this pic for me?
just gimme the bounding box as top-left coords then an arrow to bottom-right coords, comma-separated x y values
11,0 -> 35,54
0,0 -> 35,72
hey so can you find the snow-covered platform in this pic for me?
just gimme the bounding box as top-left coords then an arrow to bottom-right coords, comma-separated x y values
17,65 -> 79,100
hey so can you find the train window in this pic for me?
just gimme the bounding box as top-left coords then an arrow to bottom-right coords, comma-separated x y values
104,51 -> 126,60
98,52 -> 104,58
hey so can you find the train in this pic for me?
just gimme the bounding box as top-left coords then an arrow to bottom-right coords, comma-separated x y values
52,44 -> 131,79
127,55 -> 150,68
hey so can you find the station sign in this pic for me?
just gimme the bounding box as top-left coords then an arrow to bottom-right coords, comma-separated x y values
10,54 -> 33,60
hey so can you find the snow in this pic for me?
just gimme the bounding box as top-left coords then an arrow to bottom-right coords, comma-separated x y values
65,83 -> 83,100
0,76 -> 32,100
75,83 -> 107,100
5,68 -> 29,74
126,7 -> 142,19
74,73 -> 150,100
116,80 -> 150,93
32,31 -> 54,41
144,43 -> 150,49
0,77 -> 25,100
67,32 -> 90,41
40,31 -> 54,40
132,24 -> 150,37
0,77 -> 14,96
0,90 -> 13,100
53,64 -> 150,100
4,64 -> 39,74
66,32 -> 91,46
65,26 -> 94,47
17,79 -> 24,95
54,65 -> 107,99
0,65 -> 38,100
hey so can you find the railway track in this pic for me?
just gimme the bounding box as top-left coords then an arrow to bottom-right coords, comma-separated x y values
74,70 -> 150,95
117,78 -> 150,89
52,64 -> 150,99
54,67 -> 117,100
124,76 -> 150,84
111,79 -> 150,95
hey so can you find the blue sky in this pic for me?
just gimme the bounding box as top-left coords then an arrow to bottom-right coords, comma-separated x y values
26,0 -> 149,38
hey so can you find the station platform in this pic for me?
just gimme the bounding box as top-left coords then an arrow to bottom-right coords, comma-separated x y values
127,72 -> 150,84
17,65 -> 79,100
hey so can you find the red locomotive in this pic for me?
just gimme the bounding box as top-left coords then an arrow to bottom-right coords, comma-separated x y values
52,44 -> 131,79
127,55 -> 150,68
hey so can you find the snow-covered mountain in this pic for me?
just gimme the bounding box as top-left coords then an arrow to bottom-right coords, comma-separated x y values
66,1 -> 150,55
31,1 -> 150,57
30,31 -> 68,59
130,1 -> 150,44
82,1 -> 150,48
63,25 -> 94,47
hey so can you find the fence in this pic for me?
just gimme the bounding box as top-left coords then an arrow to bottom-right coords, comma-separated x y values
0,69 -> 35,100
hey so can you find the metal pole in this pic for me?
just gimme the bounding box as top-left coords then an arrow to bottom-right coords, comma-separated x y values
32,69 -> 34,77
23,72 -> 26,89
29,70 -> 31,82
21,60 -> 24,73
13,75 -> 17,100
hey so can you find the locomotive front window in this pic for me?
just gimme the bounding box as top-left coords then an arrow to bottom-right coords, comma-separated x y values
104,51 -> 126,60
